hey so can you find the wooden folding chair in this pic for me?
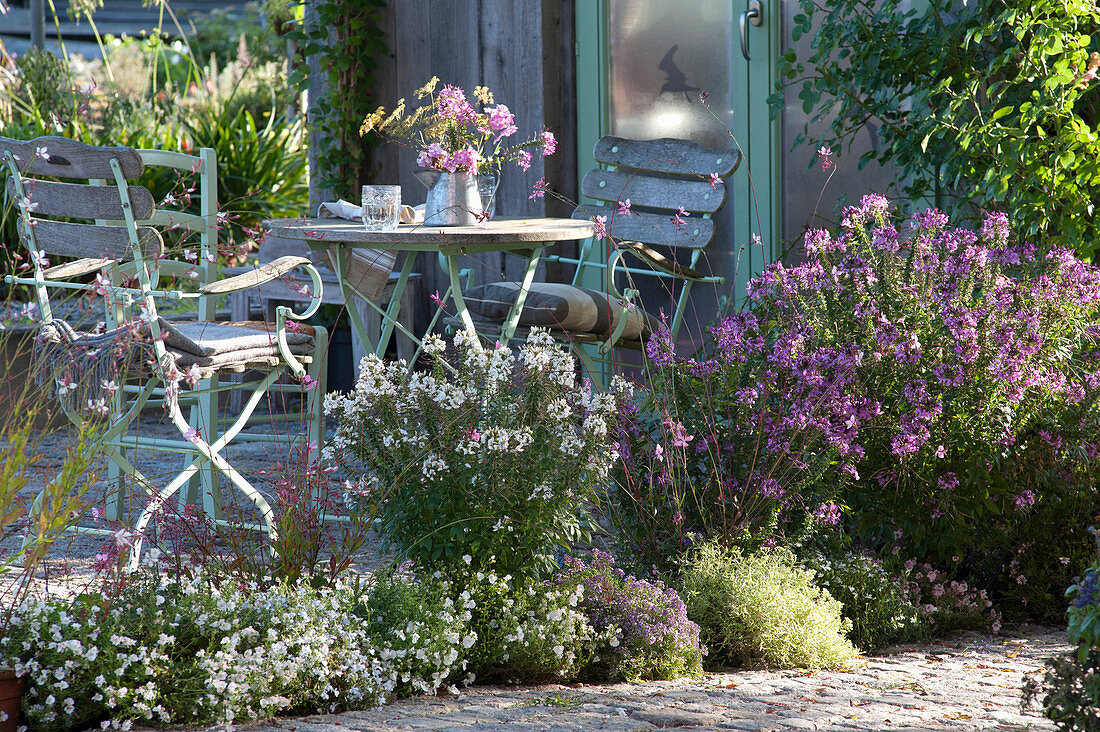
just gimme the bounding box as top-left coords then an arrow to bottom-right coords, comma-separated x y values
461,135 -> 740,384
1,135 -> 326,565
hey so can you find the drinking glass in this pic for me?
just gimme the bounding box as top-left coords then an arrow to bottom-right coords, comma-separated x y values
361,185 -> 401,230
476,172 -> 499,219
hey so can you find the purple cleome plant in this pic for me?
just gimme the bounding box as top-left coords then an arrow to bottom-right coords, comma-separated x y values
618,194 -> 1100,608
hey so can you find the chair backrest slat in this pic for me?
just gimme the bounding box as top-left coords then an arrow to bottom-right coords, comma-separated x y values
573,204 -> 715,249
22,219 -> 163,260
6,178 -> 156,220
580,169 -> 727,214
594,136 -> 740,177
0,135 -> 144,179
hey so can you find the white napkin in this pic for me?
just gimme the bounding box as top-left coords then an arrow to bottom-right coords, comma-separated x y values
317,200 -> 424,224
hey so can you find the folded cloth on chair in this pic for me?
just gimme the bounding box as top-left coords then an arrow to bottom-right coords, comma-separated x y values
158,318 -> 315,368
33,318 -> 316,408
159,318 -> 314,357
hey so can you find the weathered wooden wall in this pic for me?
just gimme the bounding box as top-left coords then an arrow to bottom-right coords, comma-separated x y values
369,0 -> 577,336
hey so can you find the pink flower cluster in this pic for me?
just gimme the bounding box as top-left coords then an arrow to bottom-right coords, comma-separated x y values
414,83 -> 557,174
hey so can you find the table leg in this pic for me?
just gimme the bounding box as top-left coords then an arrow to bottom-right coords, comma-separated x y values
446,253 -> 481,338
499,247 -> 544,344
332,245 -> 438,368
375,254 -> 417,358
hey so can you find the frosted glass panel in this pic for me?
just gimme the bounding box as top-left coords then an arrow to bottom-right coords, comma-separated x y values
610,1 -> 735,148
608,0 -> 736,347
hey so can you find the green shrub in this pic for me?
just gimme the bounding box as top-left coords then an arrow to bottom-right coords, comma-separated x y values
359,570 -> 475,695
327,329 -> 625,578
679,543 -> 857,669
781,0 -> 1100,256
3,573 -> 390,730
553,550 -> 705,681
460,566 -> 600,684
1027,651 -> 1100,732
799,547 -> 928,651
1026,553 -> 1100,729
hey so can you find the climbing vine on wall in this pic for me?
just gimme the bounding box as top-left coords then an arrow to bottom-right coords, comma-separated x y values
285,0 -> 388,194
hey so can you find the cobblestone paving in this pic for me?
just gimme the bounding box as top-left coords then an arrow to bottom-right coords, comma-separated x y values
243,626 -> 1066,732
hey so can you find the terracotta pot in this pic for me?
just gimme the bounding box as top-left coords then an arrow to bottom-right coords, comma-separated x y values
0,667 -> 22,732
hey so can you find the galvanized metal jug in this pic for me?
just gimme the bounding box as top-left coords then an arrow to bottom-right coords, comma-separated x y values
413,170 -> 482,226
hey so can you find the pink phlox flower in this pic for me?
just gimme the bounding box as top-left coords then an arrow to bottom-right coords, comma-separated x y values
302,374 -> 318,391
183,426 -> 201,444
653,444 -> 664,462
617,199 -> 634,217
529,177 -> 549,200
817,145 -> 834,171
451,146 -> 482,173
593,214 -> 608,241
285,320 -> 300,332
516,150 -> 533,171
541,130 -> 557,156
437,85 -> 477,124
487,104 -> 518,138
463,426 -> 481,442
418,142 -> 447,170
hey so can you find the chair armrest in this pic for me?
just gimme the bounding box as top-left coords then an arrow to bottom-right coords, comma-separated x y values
199,255 -> 319,295
42,258 -> 113,280
617,241 -> 707,280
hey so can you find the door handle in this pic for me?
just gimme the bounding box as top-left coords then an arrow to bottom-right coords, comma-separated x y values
740,0 -> 763,60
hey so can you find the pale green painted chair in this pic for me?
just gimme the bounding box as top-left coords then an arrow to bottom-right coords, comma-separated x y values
462,135 -> 740,384
1,135 -> 326,565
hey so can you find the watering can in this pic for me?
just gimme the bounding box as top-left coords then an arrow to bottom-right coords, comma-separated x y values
413,169 -> 483,226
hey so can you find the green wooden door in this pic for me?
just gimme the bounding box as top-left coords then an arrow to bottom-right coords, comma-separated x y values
575,0 -> 781,312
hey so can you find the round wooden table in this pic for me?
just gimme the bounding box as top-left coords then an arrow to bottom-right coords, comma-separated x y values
262,217 -> 595,355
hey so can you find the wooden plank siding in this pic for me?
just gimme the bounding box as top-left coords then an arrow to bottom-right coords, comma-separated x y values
309,0 -> 576,338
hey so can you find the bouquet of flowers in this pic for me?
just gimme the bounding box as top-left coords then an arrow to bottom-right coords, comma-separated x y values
360,77 -> 556,174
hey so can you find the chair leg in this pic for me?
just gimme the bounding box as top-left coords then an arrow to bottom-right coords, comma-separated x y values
129,372 -> 281,570
228,290 -> 251,414
105,381 -> 129,522
182,376 -> 224,521
360,298 -> 382,358
307,325 -> 327,461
